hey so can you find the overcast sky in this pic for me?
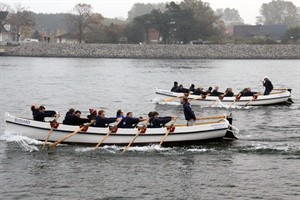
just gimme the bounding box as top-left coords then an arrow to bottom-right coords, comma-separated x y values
1,0 -> 300,24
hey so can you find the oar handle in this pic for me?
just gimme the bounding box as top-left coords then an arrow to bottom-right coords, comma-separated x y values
196,115 -> 225,121
42,114 -> 60,150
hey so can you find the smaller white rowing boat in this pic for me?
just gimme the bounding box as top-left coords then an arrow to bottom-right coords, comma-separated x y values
155,88 -> 293,106
4,112 -> 238,147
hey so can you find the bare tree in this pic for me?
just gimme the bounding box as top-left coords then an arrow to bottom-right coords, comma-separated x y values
68,3 -> 103,43
7,3 -> 35,41
0,3 -> 10,34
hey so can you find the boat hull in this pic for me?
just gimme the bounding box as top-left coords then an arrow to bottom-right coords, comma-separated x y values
155,88 -> 292,106
4,113 -> 235,146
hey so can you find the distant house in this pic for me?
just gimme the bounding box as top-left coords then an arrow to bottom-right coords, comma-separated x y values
148,28 -> 160,44
233,24 -> 287,41
54,33 -> 81,44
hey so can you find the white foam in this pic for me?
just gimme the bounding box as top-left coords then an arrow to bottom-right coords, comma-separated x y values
0,131 -> 40,152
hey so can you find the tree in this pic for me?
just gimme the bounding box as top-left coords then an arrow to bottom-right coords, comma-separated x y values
7,3 -> 35,41
216,8 -> 243,24
68,3 -> 103,43
127,3 -> 166,21
282,26 -> 300,43
0,11 -> 9,34
257,0 -> 300,27
176,0 -> 223,43
124,21 -> 145,43
148,9 -> 172,43
126,0 -> 224,44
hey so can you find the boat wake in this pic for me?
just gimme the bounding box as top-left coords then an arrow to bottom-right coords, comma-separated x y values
0,131 -> 40,152
75,144 -> 176,154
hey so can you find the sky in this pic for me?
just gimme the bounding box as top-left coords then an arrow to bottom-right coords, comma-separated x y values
1,0 -> 300,24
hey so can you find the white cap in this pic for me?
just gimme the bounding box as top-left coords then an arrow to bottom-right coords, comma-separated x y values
263,76 -> 268,79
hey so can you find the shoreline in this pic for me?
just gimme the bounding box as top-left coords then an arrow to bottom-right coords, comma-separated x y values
1,43 -> 300,59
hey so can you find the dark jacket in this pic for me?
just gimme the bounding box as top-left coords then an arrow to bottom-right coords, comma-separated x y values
87,114 -> 97,121
71,116 -> 89,126
263,79 -> 273,95
32,108 -> 56,122
211,90 -> 223,97
119,117 -> 140,128
183,102 -> 196,121
171,85 -> 178,92
241,91 -> 254,96
224,91 -> 234,97
63,111 -> 74,125
193,88 -> 203,95
148,117 -> 172,128
95,116 -> 117,127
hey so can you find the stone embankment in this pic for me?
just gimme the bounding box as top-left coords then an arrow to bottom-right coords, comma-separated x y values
2,43 -> 300,59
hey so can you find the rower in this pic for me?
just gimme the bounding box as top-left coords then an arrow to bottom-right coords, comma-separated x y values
31,105 -> 57,122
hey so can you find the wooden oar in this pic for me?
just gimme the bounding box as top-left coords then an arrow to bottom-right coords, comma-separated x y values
94,118 -> 122,150
48,121 -> 94,149
122,119 -> 149,153
163,93 -> 189,102
196,115 -> 225,121
208,99 -> 219,107
163,96 -> 182,102
122,130 -> 142,153
243,94 -> 258,107
228,100 -> 236,109
41,114 -> 60,150
228,95 -> 241,109
159,118 -> 177,146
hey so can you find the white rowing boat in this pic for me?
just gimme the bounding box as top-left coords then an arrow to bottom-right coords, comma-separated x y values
4,112 -> 237,146
155,88 -> 293,106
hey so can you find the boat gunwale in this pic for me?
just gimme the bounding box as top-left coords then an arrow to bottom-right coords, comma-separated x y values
5,114 -> 230,137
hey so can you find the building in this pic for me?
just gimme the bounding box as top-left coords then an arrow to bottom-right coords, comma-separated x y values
54,33 -> 81,44
233,24 -> 287,42
148,28 -> 160,44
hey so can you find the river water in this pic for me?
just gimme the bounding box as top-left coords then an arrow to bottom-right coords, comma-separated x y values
0,57 -> 299,200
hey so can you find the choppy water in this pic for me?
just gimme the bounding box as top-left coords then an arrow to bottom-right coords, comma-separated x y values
0,57 -> 299,199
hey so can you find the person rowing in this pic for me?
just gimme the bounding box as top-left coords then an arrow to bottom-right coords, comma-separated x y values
31,105 -> 58,122
174,84 -> 189,93
171,81 -> 179,92
118,112 -> 147,128
63,108 -> 75,124
94,110 -> 120,127
223,88 -> 234,97
192,87 -> 205,95
211,86 -> 224,96
87,108 -> 97,121
148,111 -> 176,128
189,84 -> 196,92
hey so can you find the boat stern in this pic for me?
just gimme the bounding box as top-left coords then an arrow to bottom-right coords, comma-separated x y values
224,114 -> 238,140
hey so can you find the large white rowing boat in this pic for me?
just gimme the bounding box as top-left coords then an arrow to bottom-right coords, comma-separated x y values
155,88 -> 293,106
4,112 -> 237,147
